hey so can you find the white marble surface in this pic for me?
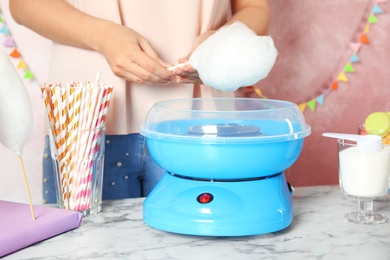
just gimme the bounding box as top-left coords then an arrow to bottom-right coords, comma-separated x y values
5,185 -> 390,260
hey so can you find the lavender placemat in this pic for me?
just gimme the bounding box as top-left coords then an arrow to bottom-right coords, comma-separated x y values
0,200 -> 82,257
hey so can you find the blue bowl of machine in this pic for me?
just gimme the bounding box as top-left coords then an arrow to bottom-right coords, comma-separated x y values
140,98 -> 311,236
140,98 -> 311,179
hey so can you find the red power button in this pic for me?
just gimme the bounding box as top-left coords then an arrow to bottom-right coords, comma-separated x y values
197,193 -> 214,204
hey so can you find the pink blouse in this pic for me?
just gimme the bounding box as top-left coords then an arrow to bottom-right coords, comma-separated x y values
48,0 -> 234,135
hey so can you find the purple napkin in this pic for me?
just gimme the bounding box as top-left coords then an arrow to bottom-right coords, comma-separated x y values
0,200 -> 82,257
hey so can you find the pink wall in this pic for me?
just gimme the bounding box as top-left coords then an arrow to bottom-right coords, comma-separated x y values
238,0 -> 390,187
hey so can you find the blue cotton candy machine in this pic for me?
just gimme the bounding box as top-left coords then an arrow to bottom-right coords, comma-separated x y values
140,98 -> 311,236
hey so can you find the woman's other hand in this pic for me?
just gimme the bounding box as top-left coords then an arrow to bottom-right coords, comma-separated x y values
97,22 -> 175,84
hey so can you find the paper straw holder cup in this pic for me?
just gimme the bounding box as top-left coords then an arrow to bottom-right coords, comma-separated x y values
49,127 -> 106,216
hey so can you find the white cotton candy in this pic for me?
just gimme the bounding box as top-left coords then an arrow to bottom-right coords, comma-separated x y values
0,52 -> 33,155
189,22 -> 278,91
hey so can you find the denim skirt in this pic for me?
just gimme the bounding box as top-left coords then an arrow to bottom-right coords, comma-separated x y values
42,133 -> 165,204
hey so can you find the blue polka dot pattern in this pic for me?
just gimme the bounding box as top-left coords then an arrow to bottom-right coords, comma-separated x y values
42,133 -> 165,204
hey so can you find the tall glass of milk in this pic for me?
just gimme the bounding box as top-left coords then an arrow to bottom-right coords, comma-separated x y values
337,139 -> 390,224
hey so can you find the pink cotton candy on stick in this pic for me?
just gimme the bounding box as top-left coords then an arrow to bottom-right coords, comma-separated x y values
0,52 -> 33,155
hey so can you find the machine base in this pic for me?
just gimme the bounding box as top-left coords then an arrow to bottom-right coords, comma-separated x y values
143,172 -> 293,236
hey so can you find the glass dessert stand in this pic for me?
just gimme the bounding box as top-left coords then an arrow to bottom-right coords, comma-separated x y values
337,139 -> 390,224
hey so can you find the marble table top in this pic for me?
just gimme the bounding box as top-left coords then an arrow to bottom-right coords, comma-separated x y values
5,185 -> 390,260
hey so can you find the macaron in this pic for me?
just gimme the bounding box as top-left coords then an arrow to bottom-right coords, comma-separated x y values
364,112 -> 390,137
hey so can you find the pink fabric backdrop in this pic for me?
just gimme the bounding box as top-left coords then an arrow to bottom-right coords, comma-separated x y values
238,0 -> 390,187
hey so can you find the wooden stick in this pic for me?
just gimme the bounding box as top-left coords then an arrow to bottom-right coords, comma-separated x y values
167,61 -> 189,71
18,156 -> 36,221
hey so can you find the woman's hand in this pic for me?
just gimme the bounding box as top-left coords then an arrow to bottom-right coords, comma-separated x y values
171,0 -> 271,85
10,0 -> 174,84
98,22 -> 175,84
171,30 -> 217,84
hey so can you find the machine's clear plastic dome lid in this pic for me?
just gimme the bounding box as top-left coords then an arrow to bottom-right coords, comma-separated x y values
140,98 -> 311,143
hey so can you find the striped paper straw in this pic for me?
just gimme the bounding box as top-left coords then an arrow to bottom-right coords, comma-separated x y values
41,81 -> 113,212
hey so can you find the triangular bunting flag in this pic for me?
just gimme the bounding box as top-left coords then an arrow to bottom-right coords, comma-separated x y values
337,72 -> 348,82
24,70 -> 34,79
298,103 -> 307,113
9,48 -> 21,58
360,34 -> 369,44
254,87 -> 261,96
368,14 -> 378,24
0,15 -> 3,23
350,54 -> 360,63
17,59 -> 28,69
344,63 -> 355,73
350,42 -> 361,53
0,25 -> 8,34
254,88 -> 263,98
307,100 -> 316,112
316,95 -> 325,105
372,4 -> 383,14
331,81 -> 338,90
3,37 -> 14,47
364,24 -> 370,34
244,86 -> 254,90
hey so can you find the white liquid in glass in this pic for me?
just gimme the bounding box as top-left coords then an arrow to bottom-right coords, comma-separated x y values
339,146 -> 390,198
